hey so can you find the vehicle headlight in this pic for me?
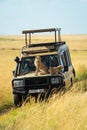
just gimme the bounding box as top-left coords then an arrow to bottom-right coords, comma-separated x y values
51,77 -> 59,84
14,80 -> 24,87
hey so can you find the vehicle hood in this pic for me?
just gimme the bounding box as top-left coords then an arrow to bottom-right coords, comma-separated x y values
15,72 -> 50,79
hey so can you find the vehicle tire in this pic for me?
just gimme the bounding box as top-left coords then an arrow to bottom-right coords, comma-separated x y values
73,68 -> 75,77
14,94 -> 22,107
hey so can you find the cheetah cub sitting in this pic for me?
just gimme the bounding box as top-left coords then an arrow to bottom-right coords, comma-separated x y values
34,55 -> 49,76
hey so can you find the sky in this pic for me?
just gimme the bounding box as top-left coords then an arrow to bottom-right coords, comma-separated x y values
0,0 -> 87,35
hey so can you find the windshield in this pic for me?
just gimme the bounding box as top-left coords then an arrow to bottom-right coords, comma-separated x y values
19,54 -> 59,75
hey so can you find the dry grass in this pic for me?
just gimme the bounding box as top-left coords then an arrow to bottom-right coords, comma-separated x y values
0,92 -> 87,130
0,35 -> 87,130
0,50 -> 19,110
0,35 -> 24,49
0,34 -> 87,50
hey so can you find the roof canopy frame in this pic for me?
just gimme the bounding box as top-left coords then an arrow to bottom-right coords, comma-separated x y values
22,28 -> 61,47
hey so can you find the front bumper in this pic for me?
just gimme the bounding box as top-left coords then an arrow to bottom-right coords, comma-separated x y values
12,75 -> 64,95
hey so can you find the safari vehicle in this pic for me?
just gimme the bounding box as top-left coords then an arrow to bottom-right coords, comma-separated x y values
12,28 -> 75,106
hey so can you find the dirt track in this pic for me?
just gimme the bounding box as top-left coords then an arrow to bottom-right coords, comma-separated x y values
0,106 -> 15,116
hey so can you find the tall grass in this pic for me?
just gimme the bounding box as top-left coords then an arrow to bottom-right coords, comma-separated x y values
76,66 -> 87,81
0,50 -> 19,111
0,91 -> 87,130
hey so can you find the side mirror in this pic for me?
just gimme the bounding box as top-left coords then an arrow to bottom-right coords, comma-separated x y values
64,66 -> 68,72
14,56 -> 20,63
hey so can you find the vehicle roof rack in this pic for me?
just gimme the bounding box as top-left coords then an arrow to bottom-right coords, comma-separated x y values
22,28 -> 61,47
22,28 -> 61,34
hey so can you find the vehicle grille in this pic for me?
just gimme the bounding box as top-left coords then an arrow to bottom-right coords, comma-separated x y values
25,77 -> 49,87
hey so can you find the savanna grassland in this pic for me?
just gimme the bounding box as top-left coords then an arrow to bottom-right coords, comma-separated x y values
0,35 -> 87,130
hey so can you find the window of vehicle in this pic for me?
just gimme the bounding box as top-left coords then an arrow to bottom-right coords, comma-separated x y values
65,49 -> 72,66
19,54 -> 59,75
60,51 -> 67,65
19,57 -> 35,75
59,50 -> 69,72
